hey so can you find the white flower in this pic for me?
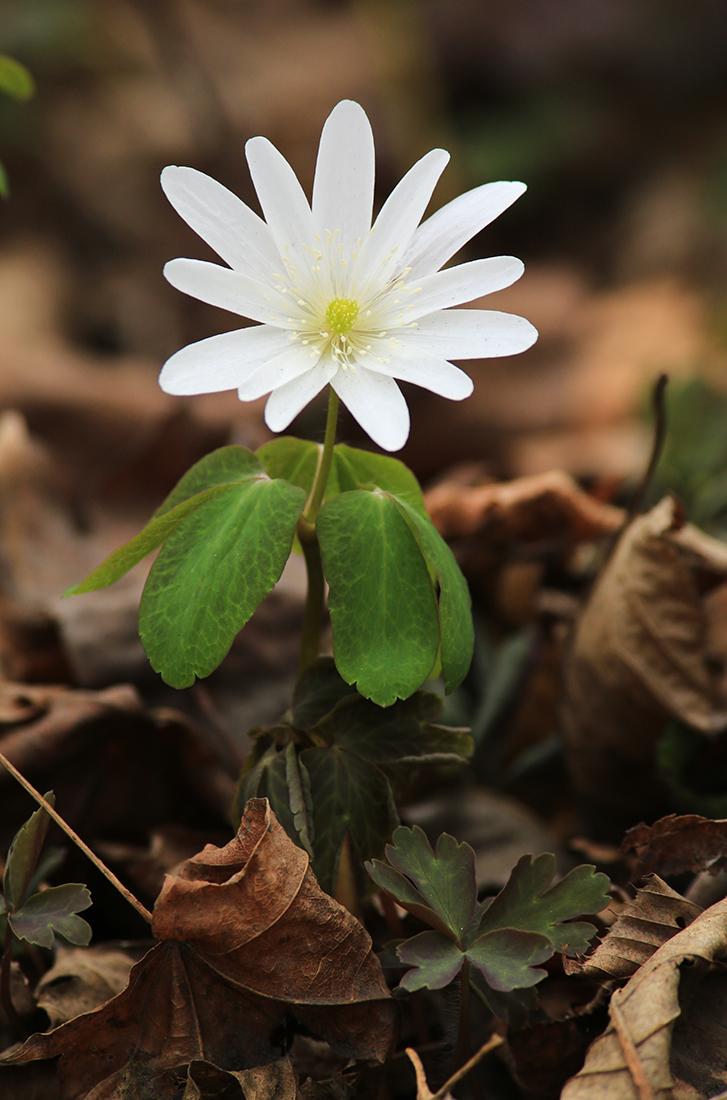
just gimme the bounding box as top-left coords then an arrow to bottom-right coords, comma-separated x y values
159,100 -> 537,452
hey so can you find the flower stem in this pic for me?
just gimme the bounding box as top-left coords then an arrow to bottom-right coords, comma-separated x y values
303,387 -> 339,526
297,387 -> 339,675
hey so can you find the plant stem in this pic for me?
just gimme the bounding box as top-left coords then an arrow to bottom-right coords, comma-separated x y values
0,752 -> 153,925
1,920 -> 23,1037
452,957 -> 472,1074
297,387 -> 339,675
303,387 -> 339,526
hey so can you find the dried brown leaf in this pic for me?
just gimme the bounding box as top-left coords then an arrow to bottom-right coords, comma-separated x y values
0,681 -> 234,871
562,497 -> 727,832
623,814 -> 727,879
4,800 -> 396,1100
562,895 -> 727,1099
565,875 -> 702,979
35,946 -> 137,1028
424,468 -> 624,546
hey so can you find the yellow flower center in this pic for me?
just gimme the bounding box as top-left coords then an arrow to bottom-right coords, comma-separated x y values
325,297 -> 359,334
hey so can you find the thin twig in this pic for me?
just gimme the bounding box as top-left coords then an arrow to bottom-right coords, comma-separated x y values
0,751 -> 152,925
407,1034 -> 504,1100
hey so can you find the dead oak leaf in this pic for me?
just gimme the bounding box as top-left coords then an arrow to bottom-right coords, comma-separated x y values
562,895 -> 727,1100
623,814 -> 727,879
4,800 -> 396,1100
562,496 -> 727,833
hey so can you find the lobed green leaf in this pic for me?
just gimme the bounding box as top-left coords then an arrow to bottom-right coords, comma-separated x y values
474,853 -> 611,955
464,928 -> 552,992
397,931 -> 464,991
373,825 -> 477,944
10,883 -> 92,949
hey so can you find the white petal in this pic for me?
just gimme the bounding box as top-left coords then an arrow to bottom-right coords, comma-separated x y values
362,341 -> 473,400
236,343 -> 316,401
393,256 -> 524,321
312,101 -> 374,262
245,135 -> 317,282
405,181 -> 527,278
332,368 -> 410,452
409,309 -> 539,358
164,258 -> 290,326
160,166 -> 278,279
159,325 -> 292,395
264,359 -> 338,432
356,148 -> 450,288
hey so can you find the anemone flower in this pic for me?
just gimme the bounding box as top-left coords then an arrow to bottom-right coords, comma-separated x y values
159,100 -> 537,451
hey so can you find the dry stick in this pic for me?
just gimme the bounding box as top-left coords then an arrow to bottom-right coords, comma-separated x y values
0,751 -> 153,926
407,1034 -> 504,1100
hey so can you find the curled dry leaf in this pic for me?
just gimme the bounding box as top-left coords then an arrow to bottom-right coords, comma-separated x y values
562,497 -> 727,832
564,875 -> 702,980
4,799 -> 396,1100
623,814 -> 727,879
562,895 -> 727,1100
424,468 -> 624,546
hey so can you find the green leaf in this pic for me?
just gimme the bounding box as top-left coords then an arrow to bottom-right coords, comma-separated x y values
317,491 -> 440,705
139,475 -> 305,687
301,745 -> 398,895
475,853 -> 611,955
9,883 -> 92,949
0,56 -> 35,101
464,928 -> 552,992
3,794 -> 55,911
66,447 -> 268,595
256,437 -> 328,498
291,657 -> 358,730
369,825 -> 477,943
0,160 -> 9,200
394,500 -> 474,693
331,445 -> 427,515
395,928 -> 552,994
397,931 -> 464,991
326,693 -> 471,766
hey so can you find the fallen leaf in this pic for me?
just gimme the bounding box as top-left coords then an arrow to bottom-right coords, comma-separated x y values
562,497 -> 727,833
623,814 -> 727,879
562,895 -> 727,1099
4,800 -> 396,1100
564,875 -> 702,979
181,1057 -> 297,1100
35,945 -> 137,1028
424,468 -> 624,547
0,681 -> 235,880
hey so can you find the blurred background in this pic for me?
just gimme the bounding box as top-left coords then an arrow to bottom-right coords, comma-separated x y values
2,0 -> 727,702
3,0 -> 727,483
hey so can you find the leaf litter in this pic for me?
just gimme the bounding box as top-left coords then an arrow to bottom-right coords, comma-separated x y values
4,799 -> 396,1099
